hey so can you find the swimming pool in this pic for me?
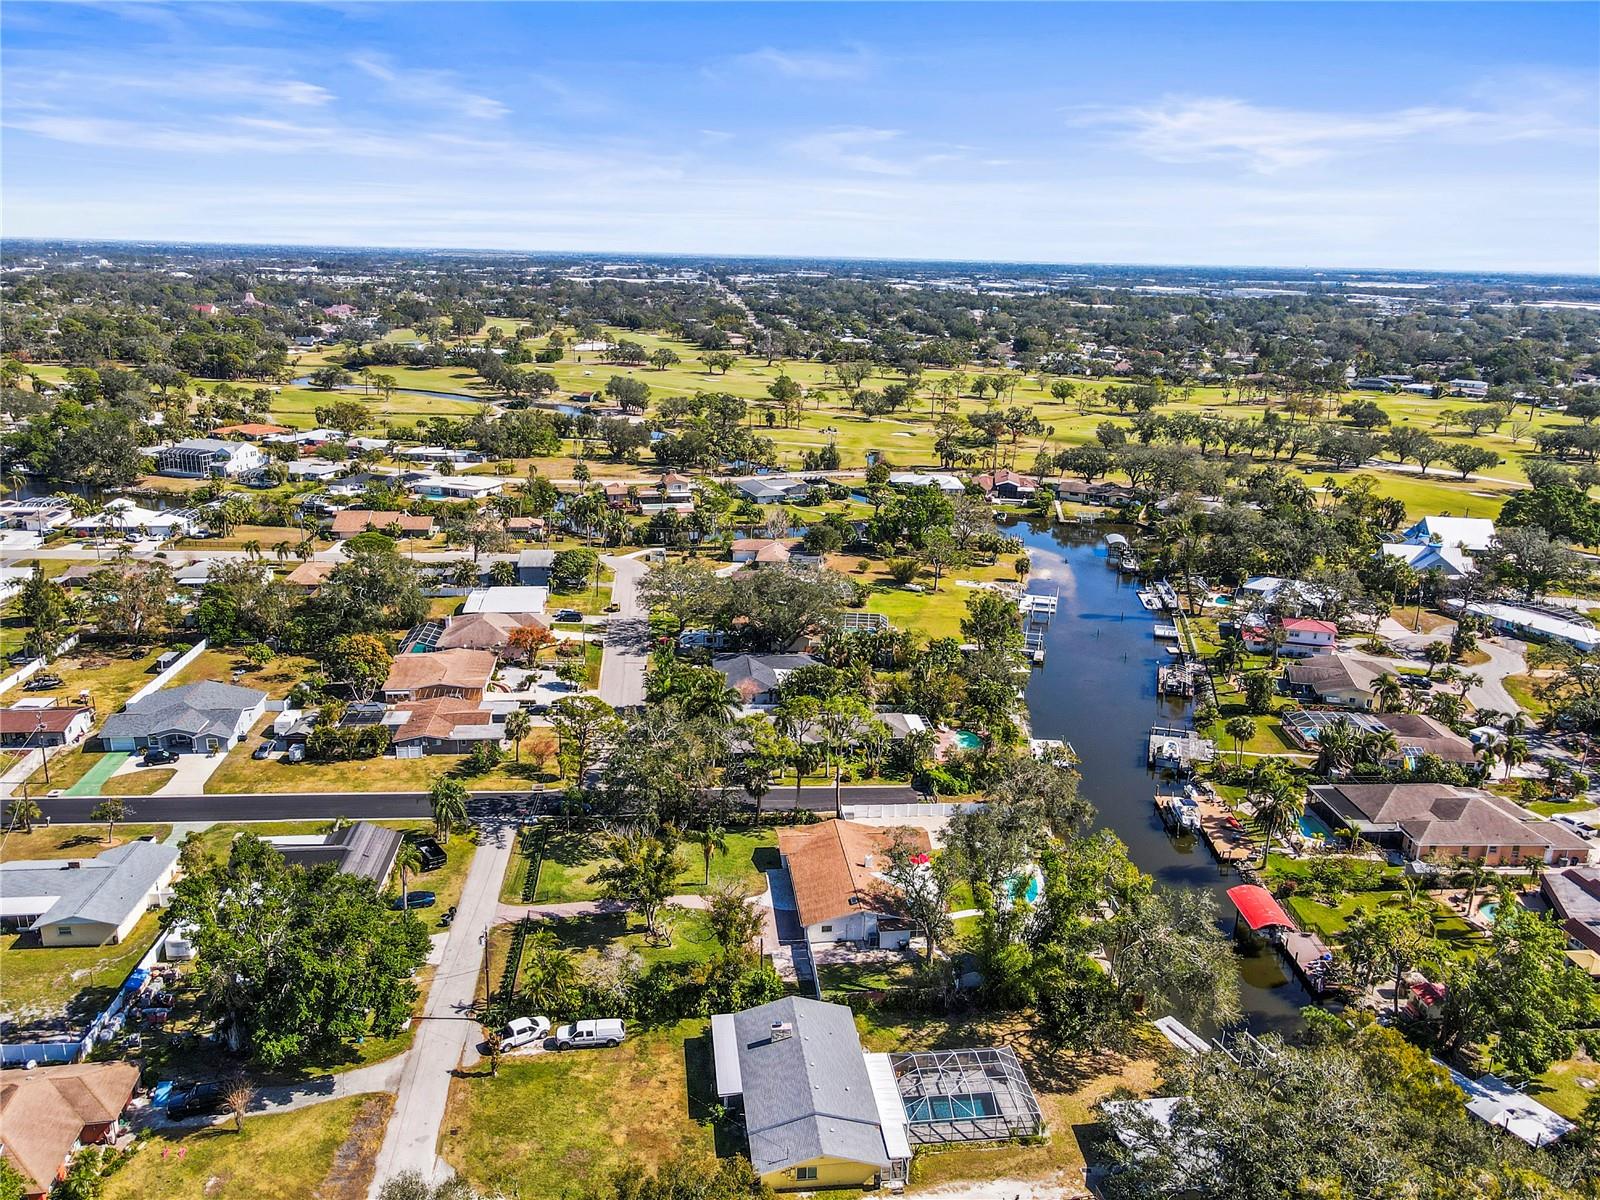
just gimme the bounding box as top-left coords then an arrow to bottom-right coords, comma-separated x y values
1298,811 -> 1335,840
952,730 -> 982,751
905,1092 -> 998,1122
1479,902 -> 1499,923
1003,867 -> 1044,905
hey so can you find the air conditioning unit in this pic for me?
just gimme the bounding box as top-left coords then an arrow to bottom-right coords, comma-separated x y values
770,1021 -> 793,1042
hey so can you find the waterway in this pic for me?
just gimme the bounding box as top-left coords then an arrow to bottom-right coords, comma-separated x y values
1013,517 -> 1310,1035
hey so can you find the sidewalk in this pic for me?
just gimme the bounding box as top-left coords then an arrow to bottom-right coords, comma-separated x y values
366,824 -> 515,1195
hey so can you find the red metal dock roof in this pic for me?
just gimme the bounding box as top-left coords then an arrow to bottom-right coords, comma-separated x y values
1226,885 -> 1298,932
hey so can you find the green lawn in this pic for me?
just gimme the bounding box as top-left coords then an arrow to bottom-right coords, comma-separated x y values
1285,890 -> 1487,961
103,1094 -> 392,1200
169,649 -> 317,698
1,911 -> 163,1029
98,767 -> 175,796
439,1019 -> 719,1198
17,644 -> 169,714
538,908 -> 720,974
0,823 -> 171,862
818,956 -> 920,997
1530,1056 -> 1600,1121
530,826 -> 777,904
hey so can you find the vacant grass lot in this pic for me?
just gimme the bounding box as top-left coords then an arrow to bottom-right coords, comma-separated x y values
170,649 -> 317,698
531,826 -> 777,904
440,1019 -> 718,1198
1,910 -> 163,1029
103,1093 -> 393,1200
1531,1054 -> 1600,1121
19,643 -> 167,713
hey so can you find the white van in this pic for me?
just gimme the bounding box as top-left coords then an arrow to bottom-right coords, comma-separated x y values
554,1018 -> 626,1050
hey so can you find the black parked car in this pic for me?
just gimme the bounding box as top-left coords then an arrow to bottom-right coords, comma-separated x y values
23,674 -> 63,691
166,1081 -> 226,1119
410,835 -> 446,871
143,748 -> 181,766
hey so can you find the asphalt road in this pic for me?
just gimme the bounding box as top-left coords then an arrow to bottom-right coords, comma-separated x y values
9,784 -> 924,825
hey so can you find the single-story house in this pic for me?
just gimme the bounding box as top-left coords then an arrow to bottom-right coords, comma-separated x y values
776,819 -> 932,947
507,516 -> 547,539
330,509 -> 436,539
517,549 -> 554,586
737,477 -> 811,503
1308,782 -> 1592,867
1541,866 -> 1600,958
97,681 -> 268,754
387,697 -> 504,756
211,422 -> 292,440
1372,712 -> 1479,769
712,653 -> 818,705
0,840 -> 179,946
0,1061 -> 141,1198
0,704 -> 94,749
1053,478 -> 1138,506
283,560 -> 337,592
405,473 -> 504,500
382,648 -> 496,702
397,446 -> 484,466
284,458 -> 347,482
1281,654 -> 1387,709
731,538 -> 795,566
0,497 -> 75,533
1446,600 -> 1600,653
156,437 -> 265,479
434,611 -> 547,655
713,997 -> 907,1191
972,469 -> 1037,501
712,996 -> 1043,1194
264,821 -> 405,884
1244,616 -> 1337,656
1443,1066 -> 1573,1149
461,586 -> 549,615
1402,515 -> 1496,553
68,499 -> 199,541
888,472 -> 964,495
1235,576 -> 1338,615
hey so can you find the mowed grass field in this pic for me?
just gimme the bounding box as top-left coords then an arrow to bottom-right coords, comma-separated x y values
284,320 -> 1553,523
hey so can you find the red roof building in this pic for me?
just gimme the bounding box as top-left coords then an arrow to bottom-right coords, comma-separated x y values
1226,884 -> 1297,932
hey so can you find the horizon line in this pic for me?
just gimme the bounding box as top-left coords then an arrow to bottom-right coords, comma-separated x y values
5,235 -> 1597,284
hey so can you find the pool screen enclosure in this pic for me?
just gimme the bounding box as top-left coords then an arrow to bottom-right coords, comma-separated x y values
891,1047 -> 1045,1146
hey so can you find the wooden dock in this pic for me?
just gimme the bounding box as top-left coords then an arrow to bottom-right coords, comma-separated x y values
1152,623 -> 1180,639
1191,786 -> 1255,868
1148,725 -> 1216,772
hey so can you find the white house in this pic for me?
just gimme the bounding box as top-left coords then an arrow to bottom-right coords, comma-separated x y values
775,820 -> 932,949
397,446 -> 484,466
155,438 -> 265,479
888,472 -> 964,496
68,499 -> 200,541
405,474 -> 505,500
1402,516 -> 1496,553
1447,600 -> 1600,653
1243,616 -> 1337,656
0,497 -> 75,533
284,458 -> 347,482
0,840 -> 179,946
1380,541 -> 1475,579
97,681 -> 268,754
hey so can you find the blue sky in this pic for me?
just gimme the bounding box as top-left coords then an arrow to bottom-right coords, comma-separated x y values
3,2 -> 1596,272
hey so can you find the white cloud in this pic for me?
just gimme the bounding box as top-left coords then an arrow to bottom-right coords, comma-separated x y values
788,127 -> 954,176
350,52 -> 509,121
1075,94 -> 1593,173
729,45 -> 875,82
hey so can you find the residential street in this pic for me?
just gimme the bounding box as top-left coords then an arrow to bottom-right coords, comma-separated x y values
367,822 -> 514,1195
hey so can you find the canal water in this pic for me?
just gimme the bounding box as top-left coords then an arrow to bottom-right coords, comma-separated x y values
1013,517 -> 1310,1035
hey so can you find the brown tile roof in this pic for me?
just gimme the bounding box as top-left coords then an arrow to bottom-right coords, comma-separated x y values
434,612 -> 546,652
777,820 -> 933,929
0,1061 -> 139,1195
283,560 -> 337,589
383,648 -> 496,696
1314,783 -> 1585,853
212,422 -> 291,439
330,509 -> 435,537
390,697 -> 497,744
0,706 -> 90,735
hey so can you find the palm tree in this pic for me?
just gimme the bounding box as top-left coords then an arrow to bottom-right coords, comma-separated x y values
1224,715 -> 1256,768
1249,776 -> 1306,866
690,825 -> 728,887
1315,718 -> 1359,777
8,794 -> 41,833
1475,739 -> 1503,780
1501,735 -> 1530,779
394,840 -> 423,911
1455,857 -> 1493,916
503,709 -> 532,762
1455,671 -> 1484,701
1359,729 -> 1401,770
1374,673 -> 1405,713
1423,641 -> 1450,678
429,777 -> 470,845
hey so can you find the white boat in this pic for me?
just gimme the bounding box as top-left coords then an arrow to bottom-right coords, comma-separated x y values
1137,591 -> 1162,611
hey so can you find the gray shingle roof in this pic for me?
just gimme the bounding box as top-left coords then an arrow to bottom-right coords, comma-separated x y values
99,680 -> 266,742
712,654 -> 818,698
0,840 -> 178,930
731,996 -> 890,1177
